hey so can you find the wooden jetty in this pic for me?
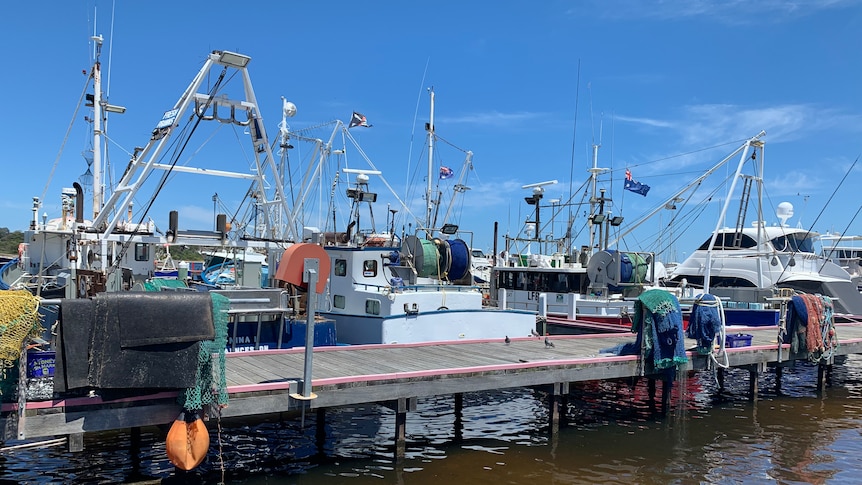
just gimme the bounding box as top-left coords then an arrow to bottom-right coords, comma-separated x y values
3,322 -> 862,456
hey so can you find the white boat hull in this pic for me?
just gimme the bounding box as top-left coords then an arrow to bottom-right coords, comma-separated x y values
322,308 -> 536,345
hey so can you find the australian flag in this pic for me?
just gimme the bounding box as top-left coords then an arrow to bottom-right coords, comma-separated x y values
348,111 -> 371,128
439,166 -> 454,179
624,168 -> 650,197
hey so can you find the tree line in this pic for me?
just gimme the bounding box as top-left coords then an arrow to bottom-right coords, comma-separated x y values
0,228 -> 203,261
0,228 -> 24,256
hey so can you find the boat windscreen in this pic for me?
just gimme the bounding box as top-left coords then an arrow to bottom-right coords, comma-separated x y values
770,234 -> 814,253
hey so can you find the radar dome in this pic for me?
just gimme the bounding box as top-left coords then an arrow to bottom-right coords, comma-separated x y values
776,202 -> 794,226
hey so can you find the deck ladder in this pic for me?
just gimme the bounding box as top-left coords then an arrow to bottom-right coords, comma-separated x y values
731,176 -> 753,248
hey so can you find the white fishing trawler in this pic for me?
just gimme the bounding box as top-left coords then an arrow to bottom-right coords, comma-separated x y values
309,88 -> 538,344
491,143 -> 662,334
4,34 -> 339,350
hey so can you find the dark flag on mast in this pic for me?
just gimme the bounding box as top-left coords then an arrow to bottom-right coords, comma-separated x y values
349,112 -> 372,128
624,168 -> 650,196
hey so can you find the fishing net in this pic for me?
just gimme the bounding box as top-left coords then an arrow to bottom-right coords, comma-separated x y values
0,290 -> 44,379
178,292 -> 229,411
140,279 -> 189,292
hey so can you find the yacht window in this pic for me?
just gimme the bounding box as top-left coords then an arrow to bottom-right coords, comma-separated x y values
696,233 -> 757,250
472,249 -> 486,258
134,243 -> 149,262
770,235 -> 814,253
333,294 -> 345,309
710,277 -> 757,288
334,259 -> 347,277
365,299 -> 380,315
363,260 -> 377,277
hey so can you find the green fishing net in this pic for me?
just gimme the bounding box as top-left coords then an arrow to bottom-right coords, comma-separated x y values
179,292 -> 229,410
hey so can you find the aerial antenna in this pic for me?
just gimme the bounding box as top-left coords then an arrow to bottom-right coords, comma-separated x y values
405,58 -> 430,204
522,180 -> 558,243
106,0 -> 116,98
567,59 -> 581,258
797,194 -> 809,228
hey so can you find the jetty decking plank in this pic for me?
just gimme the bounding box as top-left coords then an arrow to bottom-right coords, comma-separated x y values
7,324 -> 862,441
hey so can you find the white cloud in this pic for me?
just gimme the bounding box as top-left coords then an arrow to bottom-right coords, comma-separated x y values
578,0 -> 861,23
437,111 -> 544,127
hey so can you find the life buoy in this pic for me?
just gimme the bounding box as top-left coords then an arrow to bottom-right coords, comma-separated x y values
165,411 -> 209,471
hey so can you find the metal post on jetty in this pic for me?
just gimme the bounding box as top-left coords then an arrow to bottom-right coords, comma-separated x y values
539,293 -> 547,336
291,258 -> 319,402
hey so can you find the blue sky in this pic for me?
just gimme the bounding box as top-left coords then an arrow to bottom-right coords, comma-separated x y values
2,0 -> 861,263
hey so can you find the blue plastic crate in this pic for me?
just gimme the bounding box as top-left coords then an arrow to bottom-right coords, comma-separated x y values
725,333 -> 752,348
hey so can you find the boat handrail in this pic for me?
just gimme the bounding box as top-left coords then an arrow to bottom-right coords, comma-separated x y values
352,282 -> 481,294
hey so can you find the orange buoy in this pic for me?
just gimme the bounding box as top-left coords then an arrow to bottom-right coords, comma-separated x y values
165,411 -> 210,471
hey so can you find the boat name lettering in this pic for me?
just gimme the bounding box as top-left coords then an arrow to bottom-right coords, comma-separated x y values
226,345 -> 269,353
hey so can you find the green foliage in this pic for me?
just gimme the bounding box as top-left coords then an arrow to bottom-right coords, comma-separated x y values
0,228 -> 24,256
171,246 -> 206,261
155,245 -> 205,262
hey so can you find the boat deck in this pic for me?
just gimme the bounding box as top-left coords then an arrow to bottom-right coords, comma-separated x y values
4,322 -> 862,442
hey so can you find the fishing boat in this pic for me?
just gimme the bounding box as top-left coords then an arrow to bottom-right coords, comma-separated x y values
306,88 -> 538,344
470,247 -> 492,286
4,35 -> 337,350
493,131 -> 862,333
490,141 -> 664,334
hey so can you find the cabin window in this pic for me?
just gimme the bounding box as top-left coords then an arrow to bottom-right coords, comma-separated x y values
334,259 -> 347,277
365,299 -> 380,315
333,294 -> 345,309
134,243 -> 149,262
495,270 -> 587,294
496,271 -> 516,290
696,233 -> 757,250
363,259 -> 377,277
770,235 -> 814,253
710,277 -> 757,288
516,271 -> 528,290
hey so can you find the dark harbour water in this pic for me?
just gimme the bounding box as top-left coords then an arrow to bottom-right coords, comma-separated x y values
2,355 -> 862,484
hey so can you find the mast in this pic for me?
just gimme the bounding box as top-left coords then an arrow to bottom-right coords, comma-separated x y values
91,35 -> 104,220
587,142 -> 606,254
702,133 -> 765,294
425,87 -> 435,232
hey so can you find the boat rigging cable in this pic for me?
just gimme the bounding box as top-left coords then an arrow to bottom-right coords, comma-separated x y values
107,68 -> 229,275
817,154 -> 861,273
566,59 -> 581,259
763,153 -> 859,280
40,80 -> 90,205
